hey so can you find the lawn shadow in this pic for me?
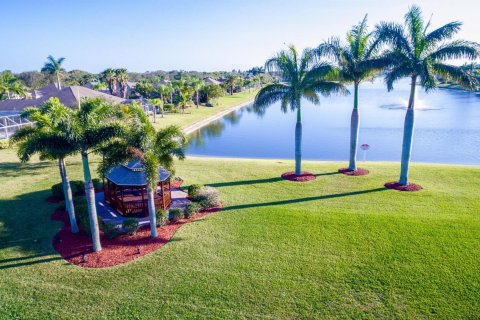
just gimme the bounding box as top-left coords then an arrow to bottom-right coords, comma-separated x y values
0,161 -> 54,178
207,172 -> 339,188
0,254 -> 62,270
221,187 -> 388,211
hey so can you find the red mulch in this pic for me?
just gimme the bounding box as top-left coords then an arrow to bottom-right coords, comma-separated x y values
171,179 -> 184,189
51,206 -> 221,268
384,181 -> 423,192
281,171 -> 316,182
338,168 -> 370,176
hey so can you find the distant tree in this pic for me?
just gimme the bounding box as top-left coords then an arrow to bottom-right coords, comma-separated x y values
16,71 -> 49,89
65,70 -> 93,86
0,72 -> 29,100
41,55 -> 66,90
202,83 -> 224,104
100,68 -> 117,95
376,5 -> 479,186
189,78 -> 204,108
115,68 -> 129,98
225,74 -> 239,95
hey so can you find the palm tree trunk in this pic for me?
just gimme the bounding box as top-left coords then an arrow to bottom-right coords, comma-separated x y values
399,76 -> 417,186
81,150 -> 102,252
58,158 -> 79,234
56,73 -> 61,90
196,91 -> 199,108
348,83 -> 360,171
147,186 -> 158,238
295,107 -> 302,176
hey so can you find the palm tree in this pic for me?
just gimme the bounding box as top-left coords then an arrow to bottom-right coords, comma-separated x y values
190,78 -> 204,108
254,45 -> 347,176
63,98 -> 127,251
115,68 -> 129,98
100,68 -> 117,95
101,106 -> 187,238
11,98 -> 79,234
225,74 -> 239,95
41,55 -> 66,90
315,15 -> 388,173
174,80 -> 194,113
376,5 -> 479,186
0,72 -> 29,99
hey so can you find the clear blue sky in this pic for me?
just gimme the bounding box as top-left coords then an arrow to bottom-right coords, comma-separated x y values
2,0 -> 479,73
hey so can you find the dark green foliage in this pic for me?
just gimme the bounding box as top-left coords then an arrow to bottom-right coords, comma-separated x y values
51,180 -> 85,199
193,186 -> 220,209
187,184 -> 202,198
156,209 -> 168,227
51,183 -> 64,199
73,196 -> 90,234
92,178 -> 103,190
122,218 -> 139,235
163,103 -> 174,111
169,208 -> 184,222
101,220 -> 118,240
184,203 -> 200,218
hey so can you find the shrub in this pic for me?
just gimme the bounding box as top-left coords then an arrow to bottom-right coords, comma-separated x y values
205,102 -> 215,107
163,103 -> 174,111
156,209 -> 168,227
92,178 -> 103,190
0,139 -> 10,149
184,203 -> 200,218
73,196 -> 90,234
101,220 -> 119,240
70,180 -> 85,194
122,218 -> 139,236
51,183 -> 64,199
187,184 -> 202,198
193,186 -> 220,209
169,208 -> 184,222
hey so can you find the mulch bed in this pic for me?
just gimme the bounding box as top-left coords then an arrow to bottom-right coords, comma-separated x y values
51,205 -> 221,268
338,168 -> 370,176
281,171 -> 316,182
384,181 -> 423,192
171,178 -> 184,189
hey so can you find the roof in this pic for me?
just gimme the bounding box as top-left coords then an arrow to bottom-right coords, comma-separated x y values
203,77 -> 221,85
106,160 -> 171,187
0,85 -> 126,112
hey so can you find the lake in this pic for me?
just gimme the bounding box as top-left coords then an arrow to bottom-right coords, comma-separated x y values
187,79 -> 480,165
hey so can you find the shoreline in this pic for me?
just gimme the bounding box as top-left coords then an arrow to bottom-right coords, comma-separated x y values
182,99 -> 253,135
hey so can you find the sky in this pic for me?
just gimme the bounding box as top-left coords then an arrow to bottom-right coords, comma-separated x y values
1,0 -> 479,73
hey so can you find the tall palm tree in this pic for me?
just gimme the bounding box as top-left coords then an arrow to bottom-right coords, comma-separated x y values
0,72 -> 29,99
41,55 -> 66,90
315,15 -> 388,173
254,45 -> 347,176
190,78 -> 204,108
225,74 -> 238,95
115,68 -> 129,98
174,80 -> 194,113
11,98 -> 79,234
101,106 -> 187,238
376,5 -> 479,186
63,98 -> 127,251
100,68 -> 117,95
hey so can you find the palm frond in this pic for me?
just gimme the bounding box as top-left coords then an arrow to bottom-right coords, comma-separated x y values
253,83 -> 289,112
427,41 -> 480,61
432,62 -> 478,90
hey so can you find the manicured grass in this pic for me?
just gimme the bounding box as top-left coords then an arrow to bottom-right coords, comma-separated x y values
151,90 -> 258,130
0,148 -> 479,319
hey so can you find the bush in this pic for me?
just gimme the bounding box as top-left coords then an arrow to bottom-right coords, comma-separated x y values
184,203 -> 200,218
51,183 -> 64,199
169,208 -> 184,222
163,103 -> 174,111
73,196 -> 90,234
193,186 -> 220,209
70,180 -> 85,194
92,178 -> 103,190
156,209 -> 168,227
187,184 -> 202,198
205,102 -> 215,107
0,139 -> 10,149
122,218 -> 139,236
101,220 -> 119,240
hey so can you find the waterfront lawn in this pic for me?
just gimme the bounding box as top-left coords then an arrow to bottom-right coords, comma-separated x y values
0,149 -> 479,319
152,90 -> 258,130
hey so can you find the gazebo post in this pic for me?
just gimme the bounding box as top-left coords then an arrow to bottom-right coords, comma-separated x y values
161,182 -> 166,210
120,187 -> 125,215
141,186 -> 146,216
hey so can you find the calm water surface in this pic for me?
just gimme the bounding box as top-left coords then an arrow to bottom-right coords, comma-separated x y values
187,79 -> 480,164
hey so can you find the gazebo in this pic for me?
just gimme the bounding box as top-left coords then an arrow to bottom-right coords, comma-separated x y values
104,160 -> 172,217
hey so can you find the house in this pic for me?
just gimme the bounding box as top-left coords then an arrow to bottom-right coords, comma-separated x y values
0,84 -> 126,112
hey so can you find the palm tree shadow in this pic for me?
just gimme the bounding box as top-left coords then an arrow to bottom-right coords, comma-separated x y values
206,172 -> 339,188
221,187 -> 388,211
0,254 -> 62,270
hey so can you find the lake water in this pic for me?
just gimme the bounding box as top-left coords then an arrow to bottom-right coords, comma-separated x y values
187,79 -> 480,165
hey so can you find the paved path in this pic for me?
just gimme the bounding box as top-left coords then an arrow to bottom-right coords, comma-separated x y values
96,188 -> 189,227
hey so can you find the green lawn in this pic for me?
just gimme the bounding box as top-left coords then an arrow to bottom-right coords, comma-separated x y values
0,148 -> 479,319
152,90 -> 258,130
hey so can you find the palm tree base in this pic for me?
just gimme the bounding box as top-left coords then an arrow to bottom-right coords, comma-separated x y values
281,171 -> 316,182
338,168 -> 369,176
384,181 -> 422,192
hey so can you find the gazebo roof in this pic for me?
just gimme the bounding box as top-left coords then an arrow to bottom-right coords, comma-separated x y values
107,160 -> 171,187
